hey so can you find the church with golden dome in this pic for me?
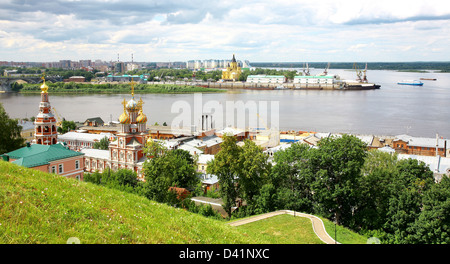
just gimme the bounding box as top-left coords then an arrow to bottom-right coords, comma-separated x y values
221,54 -> 242,81
82,81 -> 150,179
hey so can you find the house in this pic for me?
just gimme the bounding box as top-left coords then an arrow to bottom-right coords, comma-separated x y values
197,154 -> 215,173
392,134 -> 447,157
84,117 -> 104,127
2,143 -> 84,180
18,120 -> 35,143
199,174 -> 219,193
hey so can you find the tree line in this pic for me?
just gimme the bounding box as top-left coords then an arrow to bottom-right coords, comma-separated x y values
207,134 -> 450,244
83,133 -> 450,244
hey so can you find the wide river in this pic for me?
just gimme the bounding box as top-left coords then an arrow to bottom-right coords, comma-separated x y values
1,69 -> 450,138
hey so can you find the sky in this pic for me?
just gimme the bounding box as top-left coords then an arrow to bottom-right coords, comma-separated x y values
0,0 -> 449,63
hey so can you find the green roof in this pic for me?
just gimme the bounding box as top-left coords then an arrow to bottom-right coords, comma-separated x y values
5,144 -> 84,168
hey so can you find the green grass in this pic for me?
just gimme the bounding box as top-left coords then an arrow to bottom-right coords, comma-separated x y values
0,161 -> 257,244
234,214 -> 325,244
0,160 -> 367,244
320,217 -> 369,244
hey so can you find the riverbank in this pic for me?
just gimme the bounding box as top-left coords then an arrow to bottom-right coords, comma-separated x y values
16,82 -> 226,94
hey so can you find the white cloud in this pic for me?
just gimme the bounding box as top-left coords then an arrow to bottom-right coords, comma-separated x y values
0,0 -> 449,62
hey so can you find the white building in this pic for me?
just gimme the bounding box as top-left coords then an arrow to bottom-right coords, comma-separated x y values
293,75 -> 341,85
246,75 -> 286,84
58,132 -> 115,151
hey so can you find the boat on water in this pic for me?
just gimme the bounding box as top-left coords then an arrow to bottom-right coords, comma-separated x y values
420,78 -> 437,81
397,80 -> 424,86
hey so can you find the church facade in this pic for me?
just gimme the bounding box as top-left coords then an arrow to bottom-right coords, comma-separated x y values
82,81 -> 149,179
221,54 -> 242,81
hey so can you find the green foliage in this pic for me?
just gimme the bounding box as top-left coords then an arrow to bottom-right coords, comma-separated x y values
17,82 -> 224,94
238,140 -> 271,207
142,148 -> 199,204
0,103 -> 26,154
93,137 -> 110,150
310,135 -> 368,225
84,168 -> 138,194
57,119 -> 77,134
207,135 -> 242,218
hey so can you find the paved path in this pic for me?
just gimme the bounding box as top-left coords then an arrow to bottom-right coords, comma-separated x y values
228,210 -> 339,244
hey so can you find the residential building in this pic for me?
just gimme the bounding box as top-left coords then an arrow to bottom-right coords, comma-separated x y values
84,117 -> 104,127
3,143 -> 84,180
392,134 -> 447,157
197,154 -> 215,173
18,120 -> 35,143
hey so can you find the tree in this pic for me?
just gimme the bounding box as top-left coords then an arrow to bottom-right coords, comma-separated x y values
57,119 -> 77,134
407,176 -> 450,244
93,136 -> 110,150
269,143 -> 314,212
0,103 -> 25,154
383,158 -> 434,243
308,134 -> 367,226
354,150 -> 399,231
238,139 -> 271,209
207,135 -> 242,218
143,147 -> 198,203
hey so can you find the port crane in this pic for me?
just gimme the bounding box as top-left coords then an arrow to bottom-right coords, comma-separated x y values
52,107 -> 63,127
353,63 -> 363,82
319,62 -> 330,76
362,63 -> 368,83
302,62 -> 310,76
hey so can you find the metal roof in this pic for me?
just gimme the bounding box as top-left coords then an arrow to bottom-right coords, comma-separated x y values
6,143 -> 84,168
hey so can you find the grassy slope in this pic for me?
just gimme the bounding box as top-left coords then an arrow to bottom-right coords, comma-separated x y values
0,161 -> 366,244
235,214 -> 325,244
0,161 -> 256,244
320,217 -> 368,244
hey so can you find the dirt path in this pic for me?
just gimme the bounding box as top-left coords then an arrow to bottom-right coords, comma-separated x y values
228,210 -> 339,244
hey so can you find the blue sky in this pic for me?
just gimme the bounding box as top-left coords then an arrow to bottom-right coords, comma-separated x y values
0,0 -> 449,62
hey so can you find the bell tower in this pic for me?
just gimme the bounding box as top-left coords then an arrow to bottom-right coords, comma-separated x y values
33,75 -> 58,145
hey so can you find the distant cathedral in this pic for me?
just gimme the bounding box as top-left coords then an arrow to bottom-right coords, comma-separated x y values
222,54 -> 242,81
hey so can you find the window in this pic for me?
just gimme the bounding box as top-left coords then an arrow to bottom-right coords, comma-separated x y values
58,164 -> 63,174
51,166 -> 56,173
75,160 -> 80,169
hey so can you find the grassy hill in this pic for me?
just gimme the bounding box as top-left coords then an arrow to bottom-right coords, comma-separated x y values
0,161 -> 366,244
0,161 -> 257,244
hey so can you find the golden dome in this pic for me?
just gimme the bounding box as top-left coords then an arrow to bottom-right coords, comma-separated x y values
40,80 -> 48,93
119,111 -> 130,124
136,110 -> 147,124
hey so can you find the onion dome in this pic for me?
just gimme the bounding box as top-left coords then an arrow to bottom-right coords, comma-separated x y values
40,80 -> 49,93
136,110 -> 147,124
119,111 -> 130,124
126,98 -> 139,112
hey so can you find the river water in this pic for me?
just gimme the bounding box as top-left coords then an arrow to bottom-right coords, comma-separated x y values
1,69 -> 449,138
